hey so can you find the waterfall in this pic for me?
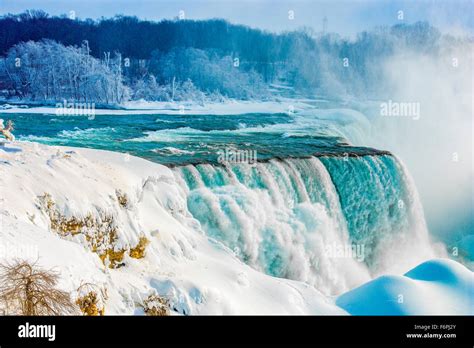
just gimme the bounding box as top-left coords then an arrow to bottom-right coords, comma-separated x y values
173,154 -> 435,295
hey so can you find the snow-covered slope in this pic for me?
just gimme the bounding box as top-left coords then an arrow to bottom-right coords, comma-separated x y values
336,259 -> 474,315
0,141 -> 343,315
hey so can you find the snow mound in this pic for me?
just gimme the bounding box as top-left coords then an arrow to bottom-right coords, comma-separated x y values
336,259 -> 474,315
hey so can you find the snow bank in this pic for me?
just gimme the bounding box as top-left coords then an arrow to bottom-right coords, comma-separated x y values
1,99 -> 314,116
0,141 -> 343,315
336,259 -> 474,315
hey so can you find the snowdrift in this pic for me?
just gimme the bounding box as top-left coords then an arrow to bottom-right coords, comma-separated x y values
337,259 -> 473,315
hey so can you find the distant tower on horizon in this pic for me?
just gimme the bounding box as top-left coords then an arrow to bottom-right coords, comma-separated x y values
322,16 -> 328,33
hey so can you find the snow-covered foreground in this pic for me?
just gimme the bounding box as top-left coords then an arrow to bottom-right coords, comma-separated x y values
0,141 -> 472,315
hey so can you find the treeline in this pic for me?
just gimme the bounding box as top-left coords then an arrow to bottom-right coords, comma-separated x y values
0,10 -> 459,104
0,10 -> 282,81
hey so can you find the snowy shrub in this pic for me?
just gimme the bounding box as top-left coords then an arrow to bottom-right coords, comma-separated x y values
140,293 -> 170,316
115,189 -> 129,209
129,236 -> 150,259
37,193 -> 89,236
75,283 -> 107,316
37,193 -> 126,268
0,260 -> 77,315
76,291 -> 104,316
37,193 -> 151,268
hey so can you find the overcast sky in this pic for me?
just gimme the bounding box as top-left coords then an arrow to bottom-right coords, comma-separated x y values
1,0 -> 472,37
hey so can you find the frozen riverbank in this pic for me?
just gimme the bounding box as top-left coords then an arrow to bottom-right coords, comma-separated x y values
0,99 -> 317,116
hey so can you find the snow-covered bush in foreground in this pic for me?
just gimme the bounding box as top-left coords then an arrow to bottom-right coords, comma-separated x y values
0,259 -> 77,315
76,283 -> 108,316
140,293 -> 170,316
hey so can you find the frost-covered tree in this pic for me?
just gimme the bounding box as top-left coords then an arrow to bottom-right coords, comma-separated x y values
132,75 -> 205,103
1,40 -> 129,104
132,75 -> 171,101
150,47 -> 269,100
